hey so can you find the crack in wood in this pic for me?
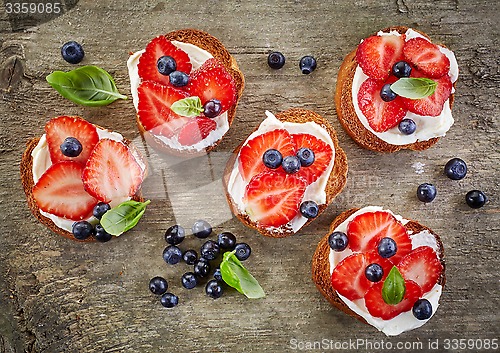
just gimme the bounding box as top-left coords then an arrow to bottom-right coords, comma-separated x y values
396,0 -> 410,14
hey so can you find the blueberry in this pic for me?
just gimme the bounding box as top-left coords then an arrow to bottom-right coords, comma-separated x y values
392,61 -> 412,78
263,149 -> 283,169
378,237 -> 397,258
162,246 -> 182,265
328,232 -> 348,251
300,201 -> 319,219
299,55 -> 317,74
203,99 -> 222,118
157,55 -> 176,76
94,224 -> 113,242
234,243 -> 251,261
466,190 -> 487,209
169,71 -> 189,87
217,232 -> 236,250
193,258 -> 211,277
60,137 -> 82,157
149,276 -> 168,295
165,225 -> 185,245
61,41 -> 84,64
365,263 -> 384,282
417,183 -> 437,203
205,280 -> 223,299
213,268 -> 223,281
72,221 -> 94,240
160,292 -> 179,308
444,158 -> 467,180
93,202 -> 111,219
380,84 -> 397,102
282,155 -> 301,174
398,118 -> 417,135
296,147 -> 315,167
412,298 -> 433,320
192,220 -> 212,238
181,272 -> 198,289
182,249 -> 198,265
200,240 -> 220,261
267,51 -> 286,69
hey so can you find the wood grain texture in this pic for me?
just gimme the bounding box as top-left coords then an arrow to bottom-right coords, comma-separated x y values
1,0 -> 499,352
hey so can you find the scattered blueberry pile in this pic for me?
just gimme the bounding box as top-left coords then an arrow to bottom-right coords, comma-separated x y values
149,220 -> 252,308
267,52 -> 317,74
72,202 -> 113,241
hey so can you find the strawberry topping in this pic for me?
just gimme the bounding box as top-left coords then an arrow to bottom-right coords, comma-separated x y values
356,34 -> 405,80
403,37 -> 450,78
291,134 -> 333,184
397,246 -> 443,293
365,280 -> 422,320
331,253 -> 373,300
177,118 -> 217,146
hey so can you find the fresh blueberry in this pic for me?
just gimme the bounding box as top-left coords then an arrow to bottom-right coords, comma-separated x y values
60,137 -> 82,157
267,51 -> 286,69
181,272 -> 198,289
93,202 -> 111,219
328,232 -> 348,251
72,221 -> 94,240
205,280 -> 223,299
165,225 -> 185,245
263,149 -> 283,169
398,118 -> 417,135
392,61 -> 412,78
234,243 -> 251,261
160,293 -> 179,308
412,298 -> 433,320
300,201 -> 319,219
217,232 -> 236,250
380,84 -> 397,102
444,158 -> 467,180
417,183 -> 437,203
192,220 -> 212,238
193,258 -> 211,277
182,249 -> 198,265
213,268 -> 223,281
466,190 -> 487,209
169,71 -> 189,87
378,237 -> 397,258
365,263 -> 384,282
200,240 -> 220,261
203,99 -> 222,118
157,55 -> 176,76
282,155 -> 301,174
61,41 -> 84,64
162,246 -> 182,265
299,55 -> 317,74
149,276 -> 168,295
296,147 -> 315,167
94,224 -> 113,242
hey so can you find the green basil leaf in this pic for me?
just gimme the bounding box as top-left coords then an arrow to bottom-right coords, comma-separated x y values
170,96 -> 204,117
220,251 -> 265,299
46,65 -> 127,106
390,77 -> 437,100
100,200 -> 151,236
382,266 -> 406,305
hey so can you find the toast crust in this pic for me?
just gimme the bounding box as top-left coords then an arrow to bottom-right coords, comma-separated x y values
223,108 -> 348,238
135,29 -> 245,157
312,208 -> 446,325
335,26 -> 455,153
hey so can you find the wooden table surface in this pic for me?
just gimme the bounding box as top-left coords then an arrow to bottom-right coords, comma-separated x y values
1,0 -> 499,352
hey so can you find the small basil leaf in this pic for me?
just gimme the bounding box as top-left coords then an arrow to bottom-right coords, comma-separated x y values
220,251 -> 265,299
100,200 -> 151,236
390,77 -> 437,100
46,65 -> 127,107
170,96 -> 204,117
382,266 -> 406,305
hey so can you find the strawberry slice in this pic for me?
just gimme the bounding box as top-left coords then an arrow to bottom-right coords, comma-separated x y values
137,36 -> 192,86
244,170 -> 307,228
238,129 -> 295,182
82,139 -> 144,203
403,37 -> 450,78
365,280 -> 422,320
177,118 -> 217,146
291,134 -> 333,184
33,161 -> 97,220
331,253 -> 373,300
45,116 -> 99,164
137,81 -> 190,138
397,246 -> 443,293
358,78 -> 407,132
187,58 -> 236,113
356,34 -> 405,80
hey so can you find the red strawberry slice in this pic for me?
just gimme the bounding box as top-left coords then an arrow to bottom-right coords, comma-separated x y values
397,246 -> 443,293
177,118 -> 217,146
244,170 -> 307,228
365,280 -> 422,320
82,139 -> 144,203
187,58 -> 236,113
358,78 -> 407,132
291,134 -> 333,184
356,34 -> 405,80
137,81 -> 190,138
33,161 -> 97,220
45,116 -> 99,164
238,129 -> 295,182
364,251 -> 395,281
403,37 -> 450,78
137,36 -> 192,86
331,253 -> 373,300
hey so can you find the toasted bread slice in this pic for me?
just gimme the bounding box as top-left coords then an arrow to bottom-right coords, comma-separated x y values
134,29 -> 245,156
223,108 -> 348,238
335,26 -> 455,153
